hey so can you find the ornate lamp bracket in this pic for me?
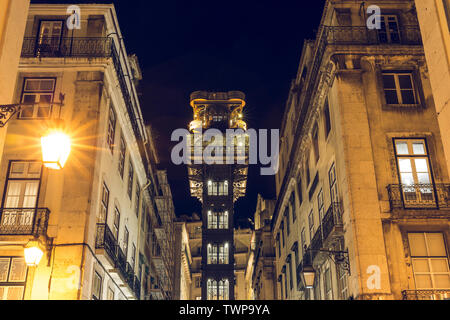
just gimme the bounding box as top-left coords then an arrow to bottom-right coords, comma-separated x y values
0,104 -> 20,128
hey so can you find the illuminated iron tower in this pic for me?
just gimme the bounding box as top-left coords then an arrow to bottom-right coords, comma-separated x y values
187,91 -> 249,300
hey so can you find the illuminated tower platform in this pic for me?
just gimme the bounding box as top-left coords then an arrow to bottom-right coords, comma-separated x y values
187,91 -> 249,300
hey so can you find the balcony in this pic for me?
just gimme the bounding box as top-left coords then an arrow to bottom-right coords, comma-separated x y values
95,224 -> 139,299
387,184 -> 450,214
21,37 -> 113,58
321,202 -> 344,242
324,25 -> 422,46
402,289 -> 450,300
0,208 -> 50,237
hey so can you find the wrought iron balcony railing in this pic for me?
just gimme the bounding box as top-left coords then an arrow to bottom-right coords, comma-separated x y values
125,262 -> 135,289
387,184 -> 450,210
95,223 -> 118,262
322,202 -> 343,241
310,226 -> 323,258
116,246 -> 127,279
324,25 -> 422,46
0,208 -> 50,237
21,37 -> 113,58
402,289 -> 450,300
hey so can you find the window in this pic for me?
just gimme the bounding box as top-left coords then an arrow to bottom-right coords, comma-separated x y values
329,163 -> 339,204
207,181 -> 228,196
0,257 -> 27,300
383,72 -> 418,105
314,273 -> 321,300
38,20 -> 63,53
127,161 -> 134,199
284,207 -> 290,236
207,279 -> 217,300
135,183 -> 140,217
276,233 -> 281,257
378,15 -> 400,44
290,191 -> 296,221
107,107 -> 116,152
287,255 -> 293,291
98,183 -> 109,224
308,210 -> 315,241
218,211 -> 228,229
284,268 -> 288,299
208,243 -> 229,264
131,243 -> 136,270
207,244 -> 218,264
297,179 -> 303,206
306,158 -> 311,186
312,124 -> 319,163
207,279 -> 229,300
338,267 -> 349,300
293,243 -> 299,271
123,227 -> 129,258
20,78 -> 56,119
118,135 -> 126,178
113,207 -> 120,240
207,211 -> 228,229
323,100 -> 331,138
195,277 -> 201,288
318,189 -> 324,222
281,222 -> 285,248
444,0 -> 450,31
324,267 -> 333,300
301,229 -> 306,256
408,233 -> 450,289
1,162 -> 42,233
92,271 -> 103,300
218,243 -> 229,264
394,139 -> 434,206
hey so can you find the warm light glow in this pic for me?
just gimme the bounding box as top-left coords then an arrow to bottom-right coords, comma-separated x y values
301,265 -> 316,289
208,180 -> 212,185
189,120 -> 203,133
41,131 -> 71,170
24,241 -> 44,267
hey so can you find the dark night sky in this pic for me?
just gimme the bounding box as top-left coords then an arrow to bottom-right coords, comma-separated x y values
32,0 -> 325,224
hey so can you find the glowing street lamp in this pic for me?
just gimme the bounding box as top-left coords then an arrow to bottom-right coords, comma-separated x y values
24,240 -> 44,267
41,130 -> 71,170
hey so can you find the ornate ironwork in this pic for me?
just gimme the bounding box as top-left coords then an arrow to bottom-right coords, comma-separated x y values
402,289 -> 450,300
21,37 -> 113,58
322,202 -> 343,241
95,223 -> 117,262
0,208 -> 50,237
387,183 -> 450,210
325,25 -> 422,45
0,104 -> 20,127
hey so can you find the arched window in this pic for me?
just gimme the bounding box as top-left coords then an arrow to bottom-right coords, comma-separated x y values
218,279 -> 229,300
207,279 -> 217,300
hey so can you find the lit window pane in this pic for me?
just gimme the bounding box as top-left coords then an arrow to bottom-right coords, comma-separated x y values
413,259 -> 430,272
414,159 -> 429,173
396,142 -> 409,155
409,233 -> 427,256
398,159 -> 413,173
434,275 -> 450,289
417,173 -> 431,185
427,233 -> 447,256
412,143 -> 426,155
415,274 -> 433,289
430,259 -> 450,273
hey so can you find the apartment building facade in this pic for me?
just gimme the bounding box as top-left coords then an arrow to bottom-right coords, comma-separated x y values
415,0 -> 450,185
273,0 -> 450,300
0,3 -> 168,300
247,194 -> 277,300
